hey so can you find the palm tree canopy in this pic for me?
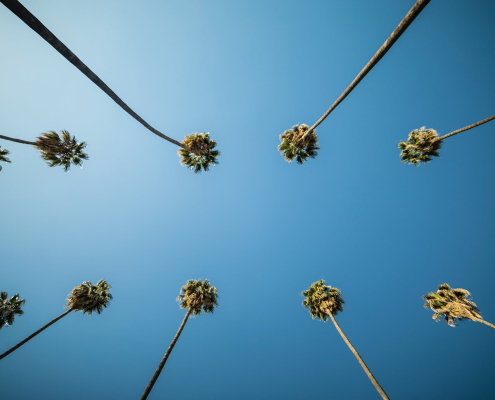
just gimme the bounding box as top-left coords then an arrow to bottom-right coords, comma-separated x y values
178,133 -> 220,173
398,127 -> 442,166
278,124 -> 319,164
65,279 -> 113,315
34,130 -> 88,172
423,283 -> 482,327
177,279 -> 219,316
0,146 -> 11,164
0,292 -> 26,329
302,279 -> 344,321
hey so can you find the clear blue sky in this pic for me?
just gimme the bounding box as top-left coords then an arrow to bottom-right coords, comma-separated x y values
1,0 -> 495,399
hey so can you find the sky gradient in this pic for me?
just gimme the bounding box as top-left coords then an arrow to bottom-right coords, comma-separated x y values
1,1 -> 495,399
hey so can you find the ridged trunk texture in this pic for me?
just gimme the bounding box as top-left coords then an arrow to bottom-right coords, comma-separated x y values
327,312 -> 390,400
0,134 -> 36,146
437,114 -> 495,141
304,0 -> 430,138
0,309 -> 72,360
0,0 -> 185,149
140,309 -> 192,400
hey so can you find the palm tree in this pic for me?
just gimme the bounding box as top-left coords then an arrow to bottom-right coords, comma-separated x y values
423,283 -> 495,329
278,0 -> 431,163
1,0 -> 220,172
140,279 -> 219,400
0,292 -> 25,330
0,279 -> 112,360
399,114 -> 495,166
302,280 -> 390,400
0,131 -> 88,171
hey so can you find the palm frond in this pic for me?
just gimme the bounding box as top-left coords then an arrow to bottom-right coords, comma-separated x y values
34,130 -> 88,172
302,279 -> 344,322
177,279 -> 219,316
0,146 -> 11,164
422,283 -> 482,327
398,127 -> 442,166
65,279 -> 112,316
0,292 -> 26,330
178,133 -> 220,174
278,124 -> 319,164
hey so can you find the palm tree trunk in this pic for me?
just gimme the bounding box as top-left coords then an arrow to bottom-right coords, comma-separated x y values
304,0 -> 430,139
437,114 -> 495,141
475,318 -> 495,330
327,312 -> 390,400
0,0 -> 185,149
0,134 -> 36,146
140,308 -> 192,400
0,309 -> 72,360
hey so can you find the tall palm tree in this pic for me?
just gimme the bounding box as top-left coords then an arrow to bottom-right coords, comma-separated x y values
398,114 -> 495,166
0,292 -> 25,330
278,0 -> 431,163
302,280 -> 389,400
0,279 -> 112,360
140,279 -> 219,400
1,0 -> 220,172
423,283 -> 495,329
0,131 -> 88,171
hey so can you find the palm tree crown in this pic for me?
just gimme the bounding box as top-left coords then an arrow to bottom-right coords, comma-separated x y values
34,130 -> 88,172
278,124 -> 319,164
178,133 -> 220,173
423,283 -> 482,327
302,279 -> 344,321
177,279 -> 219,316
65,279 -> 112,315
0,146 -> 11,164
398,127 -> 442,166
0,292 -> 25,330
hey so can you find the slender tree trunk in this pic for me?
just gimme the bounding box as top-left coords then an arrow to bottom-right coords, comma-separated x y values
140,308 -> 192,400
0,309 -> 72,360
475,318 -> 495,330
0,134 -> 36,146
437,114 -> 495,141
304,0 -> 430,139
327,312 -> 390,400
0,0 -> 185,149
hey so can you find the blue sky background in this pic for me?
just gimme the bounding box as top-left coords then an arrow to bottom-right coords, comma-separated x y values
1,0 -> 495,399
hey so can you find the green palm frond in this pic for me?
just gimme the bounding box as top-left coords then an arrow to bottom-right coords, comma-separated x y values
65,279 -> 112,316
0,146 -> 11,164
34,130 -> 88,172
178,133 -> 220,173
278,124 -> 319,164
177,279 -> 219,316
302,279 -> 344,322
0,292 -> 25,330
422,283 -> 482,327
398,127 -> 442,166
